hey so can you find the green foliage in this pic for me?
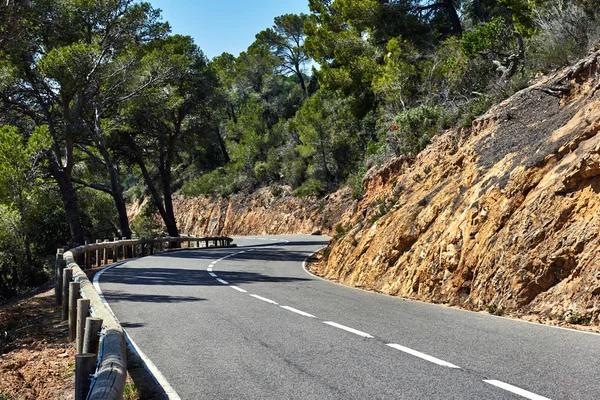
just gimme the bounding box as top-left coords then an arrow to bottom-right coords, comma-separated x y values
461,18 -> 507,58
131,206 -> 163,238
346,166 -> 367,200
293,178 -> 325,198
387,106 -> 450,155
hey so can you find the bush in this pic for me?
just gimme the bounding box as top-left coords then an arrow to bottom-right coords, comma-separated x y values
387,106 -> 450,155
530,0 -> 599,70
293,178 -> 324,198
345,165 -> 367,200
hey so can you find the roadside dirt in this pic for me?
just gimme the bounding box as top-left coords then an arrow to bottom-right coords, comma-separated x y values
0,285 -> 74,400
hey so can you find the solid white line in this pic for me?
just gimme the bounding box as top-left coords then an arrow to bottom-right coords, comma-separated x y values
250,294 -> 279,305
230,286 -> 247,293
386,344 -> 460,369
216,278 -> 229,285
208,272 -> 217,277
323,321 -> 374,338
280,306 -> 315,318
93,264 -> 181,400
484,380 -> 552,400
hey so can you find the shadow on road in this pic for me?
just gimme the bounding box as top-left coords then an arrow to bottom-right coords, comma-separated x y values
101,267 -> 310,287
104,290 -> 206,303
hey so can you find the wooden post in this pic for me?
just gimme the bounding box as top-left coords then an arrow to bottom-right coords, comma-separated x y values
121,237 -> 126,260
75,353 -> 96,400
83,317 -> 103,356
83,240 -> 90,269
76,298 -> 90,353
113,238 -> 119,262
96,239 -> 102,268
68,281 -> 81,341
103,239 -> 109,265
55,250 -> 65,305
61,268 -> 73,320
149,241 -> 154,255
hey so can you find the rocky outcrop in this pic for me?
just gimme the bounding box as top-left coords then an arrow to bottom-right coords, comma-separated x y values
169,50 -> 600,327
318,50 -> 600,326
171,186 -> 356,237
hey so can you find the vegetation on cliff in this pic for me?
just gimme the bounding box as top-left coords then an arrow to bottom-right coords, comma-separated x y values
0,0 -> 599,300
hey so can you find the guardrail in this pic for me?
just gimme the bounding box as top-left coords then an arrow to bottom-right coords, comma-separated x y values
55,236 -> 234,399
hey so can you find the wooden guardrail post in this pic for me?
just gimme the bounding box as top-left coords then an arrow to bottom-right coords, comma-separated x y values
96,240 -> 101,268
103,239 -> 109,265
75,353 -> 96,400
62,268 -> 73,320
83,317 -> 103,356
69,281 -> 81,341
83,241 -> 89,269
113,238 -> 119,262
121,238 -> 126,260
76,298 -> 90,353
55,249 -> 65,305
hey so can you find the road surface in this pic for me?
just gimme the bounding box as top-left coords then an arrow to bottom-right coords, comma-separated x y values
97,235 -> 600,399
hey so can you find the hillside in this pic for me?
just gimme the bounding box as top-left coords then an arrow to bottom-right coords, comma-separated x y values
171,49 -> 600,327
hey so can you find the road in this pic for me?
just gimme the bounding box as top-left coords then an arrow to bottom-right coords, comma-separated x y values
97,235 -> 600,399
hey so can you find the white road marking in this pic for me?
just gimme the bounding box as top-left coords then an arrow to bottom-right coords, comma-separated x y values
216,278 -> 229,285
280,306 -> 315,318
208,272 -> 217,277
250,294 -> 279,305
386,344 -> 460,369
230,286 -> 247,293
323,321 -> 374,338
484,380 -> 552,400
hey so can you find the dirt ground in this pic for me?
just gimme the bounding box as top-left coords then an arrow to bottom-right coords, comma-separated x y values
0,278 -> 164,400
0,285 -> 75,399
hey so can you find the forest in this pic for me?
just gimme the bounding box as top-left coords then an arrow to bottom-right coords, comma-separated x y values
0,0 -> 598,301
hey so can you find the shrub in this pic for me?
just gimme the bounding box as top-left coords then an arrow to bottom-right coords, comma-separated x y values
387,106 -> 450,155
529,0 -> 598,70
293,178 -> 324,198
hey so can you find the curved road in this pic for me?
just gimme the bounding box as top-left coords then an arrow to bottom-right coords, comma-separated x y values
98,235 -> 600,399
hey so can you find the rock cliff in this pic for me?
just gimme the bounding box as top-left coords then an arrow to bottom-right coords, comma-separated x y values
170,50 -> 600,327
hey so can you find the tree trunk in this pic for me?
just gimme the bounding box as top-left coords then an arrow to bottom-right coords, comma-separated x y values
100,149 -> 132,238
216,130 -> 230,163
295,70 -> 307,94
54,166 -> 85,245
160,135 -> 179,242
126,134 -> 177,238
441,0 -> 462,35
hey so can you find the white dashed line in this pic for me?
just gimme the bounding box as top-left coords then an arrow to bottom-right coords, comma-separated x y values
230,286 -> 247,293
216,278 -> 229,285
386,344 -> 460,369
250,294 -> 279,305
323,321 -> 374,338
208,272 -> 217,277
483,380 -> 551,400
280,306 -> 316,318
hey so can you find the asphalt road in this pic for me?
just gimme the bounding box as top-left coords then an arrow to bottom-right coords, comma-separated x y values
98,235 -> 600,399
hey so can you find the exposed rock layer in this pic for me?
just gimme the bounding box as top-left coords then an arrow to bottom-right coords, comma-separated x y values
170,50 -> 600,325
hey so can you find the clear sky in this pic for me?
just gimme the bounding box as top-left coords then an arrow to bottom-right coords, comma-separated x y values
149,0 -> 311,60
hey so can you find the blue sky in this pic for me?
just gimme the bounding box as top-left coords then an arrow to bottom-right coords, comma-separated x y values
149,0 -> 311,59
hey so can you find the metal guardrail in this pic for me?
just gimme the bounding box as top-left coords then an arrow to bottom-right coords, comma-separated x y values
57,236 -> 234,399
